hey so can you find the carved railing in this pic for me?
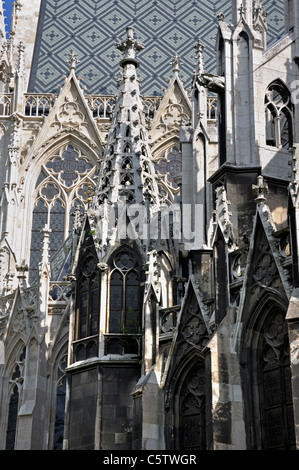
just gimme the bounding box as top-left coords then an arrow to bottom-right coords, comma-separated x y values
0,93 -> 218,121
24,93 -> 57,117
104,333 -> 142,357
85,94 -> 116,119
72,335 -> 99,362
48,281 -> 71,302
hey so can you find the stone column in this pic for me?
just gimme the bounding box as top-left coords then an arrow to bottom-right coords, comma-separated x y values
286,288 -> 299,449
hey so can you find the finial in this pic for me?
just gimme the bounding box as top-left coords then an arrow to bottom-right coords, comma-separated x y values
116,26 -> 144,68
252,175 -> 269,203
194,39 -> 205,75
217,12 -> 225,22
171,53 -> 182,74
239,5 -> 246,19
67,51 -> 80,71
16,41 -> 25,73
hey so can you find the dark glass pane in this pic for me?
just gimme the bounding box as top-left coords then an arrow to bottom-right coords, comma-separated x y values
125,270 -> 140,332
180,364 -> 206,450
109,271 -> 123,332
29,199 -> 48,284
265,407 -> 285,448
50,200 -> 65,255
86,340 -> 97,358
46,145 -> 93,187
79,293 -> 88,338
259,313 -> 296,450
90,287 -> 99,335
54,377 -> 66,450
115,252 -> 135,270
41,183 -> 60,201
263,369 -> 283,408
5,386 -> 19,450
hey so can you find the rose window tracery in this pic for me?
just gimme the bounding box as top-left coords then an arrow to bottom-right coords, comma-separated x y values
154,145 -> 182,192
46,144 -> 94,188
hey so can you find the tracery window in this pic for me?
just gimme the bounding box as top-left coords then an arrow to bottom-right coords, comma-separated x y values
5,346 -> 26,450
108,248 -> 143,334
179,362 -> 206,451
53,350 -> 67,450
76,255 -> 100,340
257,310 -> 296,450
154,144 -> 182,204
265,81 -> 293,148
29,144 -> 96,283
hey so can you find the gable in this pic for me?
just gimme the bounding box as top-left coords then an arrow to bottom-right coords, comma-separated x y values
236,205 -> 292,334
161,278 -> 211,388
23,69 -> 104,171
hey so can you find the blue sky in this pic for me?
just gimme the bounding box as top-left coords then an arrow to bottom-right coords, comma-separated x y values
3,0 -> 12,36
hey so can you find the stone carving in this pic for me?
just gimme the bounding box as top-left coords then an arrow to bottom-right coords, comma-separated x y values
176,293 -> 210,353
56,98 -> 86,130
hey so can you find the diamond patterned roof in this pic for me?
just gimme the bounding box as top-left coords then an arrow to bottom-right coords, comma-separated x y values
28,0 -> 285,96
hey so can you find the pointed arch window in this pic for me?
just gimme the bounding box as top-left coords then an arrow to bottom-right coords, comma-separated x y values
108,248 -> 143,334
154,143 -> 182,197
76,255 -> 100,340
265,82 -> 293,148
29,144 -> 96,283
257,309 -> 296,449
179,363 -> 206,450
53,350 -> 67,450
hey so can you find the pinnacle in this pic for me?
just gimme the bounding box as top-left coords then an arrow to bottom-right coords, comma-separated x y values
94,27 -> 161,212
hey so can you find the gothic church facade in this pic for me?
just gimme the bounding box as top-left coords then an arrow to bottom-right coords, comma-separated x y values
0,0 -> 299,451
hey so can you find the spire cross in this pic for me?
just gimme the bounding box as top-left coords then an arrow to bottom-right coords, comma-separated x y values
239,5 -> 247,18
67,51 -> 80,71
171,53 -> 182,74
17,41 -> 25,72
116,26 -> 144,68
194,39 -> 205,74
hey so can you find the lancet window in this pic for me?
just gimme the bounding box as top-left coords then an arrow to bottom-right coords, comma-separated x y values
29,144 -> 96,283
53,350 -> 67,450
76,255 -> 100,340
265,81 -> 293,148
257,309 -> 296,449
179,363 -> 206,450
108,248 -> 143,334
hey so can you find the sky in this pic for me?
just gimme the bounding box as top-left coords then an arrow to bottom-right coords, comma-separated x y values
3,0 -> 12,37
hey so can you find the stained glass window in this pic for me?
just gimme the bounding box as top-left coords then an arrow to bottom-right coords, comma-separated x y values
46,145 -> 94,188
108,248 -> 143,334
29,144 -> 96,284
265,81 -> 293,148
258,310 -> 296,450
29,199 -> 48,282
5,347 -> 26,450
53,351 -> 67,450
179,363 -> 206,451
76,255 -> 100,340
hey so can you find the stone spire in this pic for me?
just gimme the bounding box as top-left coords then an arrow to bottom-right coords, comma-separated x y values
91,27 -> 162,250
94,27 -> 161,212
